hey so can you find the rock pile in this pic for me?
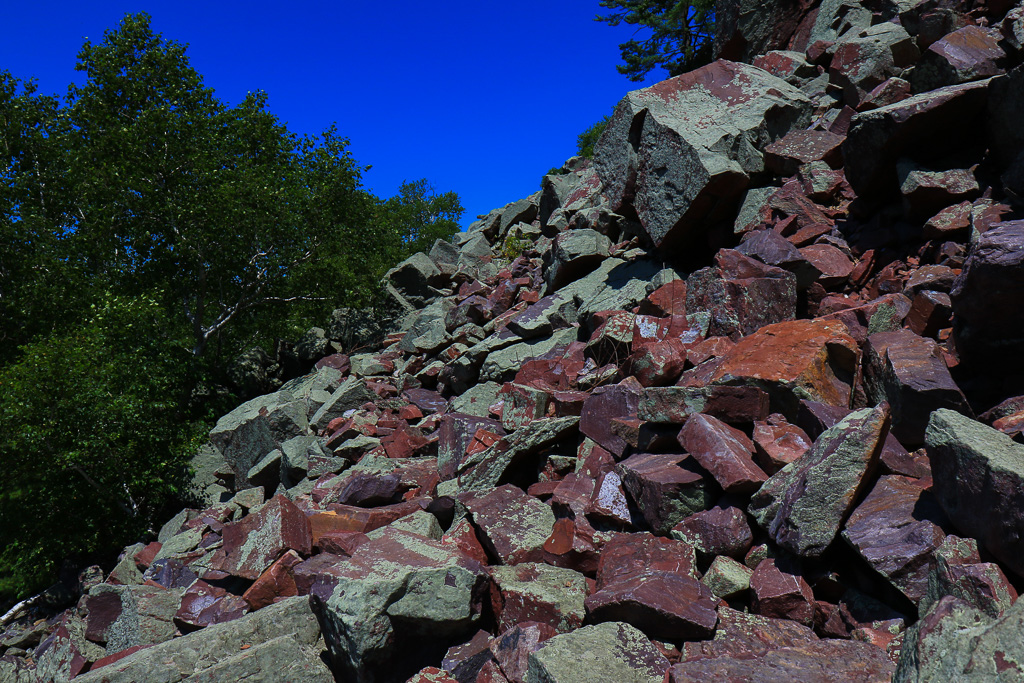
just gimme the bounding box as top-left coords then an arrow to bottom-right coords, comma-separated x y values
5,0 -> 1024,680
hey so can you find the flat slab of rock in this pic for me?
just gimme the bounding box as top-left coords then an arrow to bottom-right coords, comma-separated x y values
678,413 -> 767,493
710,319 -> 859,417
926,409 -> 1024,577
671,638 -> 895,682
527,622 -> 669,683
489,563 -> 587,634
463,485 -> 556,565
750,404 -> 890,557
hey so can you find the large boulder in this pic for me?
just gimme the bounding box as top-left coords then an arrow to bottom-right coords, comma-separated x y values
951,221 -> 1024,377
593,60 -> 811,249
926,409 -> 1024,577
526,622 -> 669,683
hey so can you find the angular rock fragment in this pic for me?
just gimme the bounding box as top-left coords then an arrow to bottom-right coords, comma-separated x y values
926,409 -> 1024,577
670,503 -> 753,560
617,453 -> 712,534
213,494 -> 312,580
750,404 -> 890,557
678,413 -> 767,493
594,60 -> 810,249
462,485 -> 556,565
749,558 -> 815,626
526,622 -> 669,683
488,563 -> 587,633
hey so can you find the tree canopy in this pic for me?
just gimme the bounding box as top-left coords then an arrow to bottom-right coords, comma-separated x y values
0,13 -> 462,598
596,0 -> 715,81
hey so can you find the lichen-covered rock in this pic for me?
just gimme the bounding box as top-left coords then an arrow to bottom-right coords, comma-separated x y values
617,453 -> 712,534
462,485 -> 556,565
311,528 -> 488,683
750,404 -> 890,557
526,622 -> 669,683
212,494 -> 312,580
593,60 -> 810,249
488,563 -> 587,633
925,409 -> 1024,577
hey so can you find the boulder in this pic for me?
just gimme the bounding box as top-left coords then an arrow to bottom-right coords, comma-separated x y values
488,563 -> 587,633
526,622 -> 669,683
926,409 -> 1024,577
544,229 -> 612,291
212,494 -> 312,580
911,25 -> 1005,92
593,60 -> 811,249
462,485 -> 556,565
750,404 -> 890,557
617,453 -> 713,534
951,221 -> 1024,376
828,22 -> 919,106
386,252 -> 443,307
678,414 -> 767,493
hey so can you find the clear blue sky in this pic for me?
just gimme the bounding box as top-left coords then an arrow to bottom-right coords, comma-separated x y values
1,1 -> 665,228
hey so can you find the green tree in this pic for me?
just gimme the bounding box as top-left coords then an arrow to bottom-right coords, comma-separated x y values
596,0 -> 715,81
0,294 -> 202,596
380,179 -> 464,258
577,115 -> 612,158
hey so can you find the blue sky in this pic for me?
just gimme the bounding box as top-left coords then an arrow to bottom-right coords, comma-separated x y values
1,1 -> 665,227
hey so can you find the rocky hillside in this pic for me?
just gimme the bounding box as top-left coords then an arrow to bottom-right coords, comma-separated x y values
5,0 -> 1024,681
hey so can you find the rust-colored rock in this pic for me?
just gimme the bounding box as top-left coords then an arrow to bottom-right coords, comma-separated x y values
678,413 -> 767,493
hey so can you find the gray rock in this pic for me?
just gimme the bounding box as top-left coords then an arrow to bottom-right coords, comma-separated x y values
294,327 -> 329,362
209,392 -> 308,490
309,377 -> 377,432
926,409 -> 1024,577
750,404 -> 890,558
545,229 -> 612,291
87,584 -> 182,655
74,597 -> 329,683
526,622 -> 669,683
593,60 -> 810,249
385,252 -> 443,307
458,417 -> 581,491
573,259 -> 663,324
480,328 -> 579,383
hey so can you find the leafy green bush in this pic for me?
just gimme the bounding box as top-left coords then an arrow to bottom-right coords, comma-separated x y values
0,295 -> 204,596
577,115 -> 612,158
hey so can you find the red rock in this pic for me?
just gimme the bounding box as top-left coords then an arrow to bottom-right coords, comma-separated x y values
680,606 -> 817,662
585,310 -> 635,365
686,337 -> 735,366
579,377 -> 642,457
500,383 -> 552,431
678,413 -> 767,493
83,591 -> 124,644
134,541 -> 162,569
213,495 -> 312,580
489,622 -> 558,683
617,453 -> 711,534
640,280 -> 687,317
441,629 -> 495,682
588,471 -> 633,529
711,319 -> 860,417
923,200 -> 972,239
670,504 -> 753,560
752,415 -> 812,474
799,244 -> 854,288
596,533 -> 696,588
401,388 -> 449,414
88,645 -> 149,672
319,500 -> 425,534
841,475 -> 948,603
858,77 -> 911,111
914,25 -> 1005,90
549,472 -> 595,515
440,517 -> 490,566
332,471 -> 403,507
174,580 -> 249,630
621,338 -> 689,387
817,293 -> 912,344
585,569 -> 718,641
241,551 -> 301,610
907,290 -> 952,338
438,413 -> 505,480
670,638 -> 895,681
863,330 -> 971,445
407,666 -> 459,682
641,385 -> 769,424
750,558 -> 816,626
541,517 -> 601,575
315,530 -> 370,556
764,130 -> 845,175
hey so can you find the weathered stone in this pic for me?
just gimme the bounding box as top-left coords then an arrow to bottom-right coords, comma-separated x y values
209,392 -> 309,490
749,557 -> 815,626
842,475 -> 948,603
829,22 -> 919,106
671,637 -> 895,682
750,404 -> 890,557
489,563 -> 587,633
920,535 -> 1018,619
670,503 -> 753,560
463,485 -> 556,565
912,25 -> 1005,92
526,622 -> 669,683
580,379 -> 641,457
894,596 -> 1024,682
951,221 -> 1024,376
457,417 -> 580,491
385,252 -> 443,307
585,569 -> 718,641
489,622 -> 557,683
83,584 -> 180,655
737,229 -> 822,290
711,319 -> 860,417
174,579 -> 249,631
640,385 -> 769,424
686,250 -> 797,340
593,60 -> 810,249
701,556 -> 754,600
764,130 -> 845,175
843,79 -> 990,203
926,409 -> 1024,577
798,244 -> 854,288
311,528 -> 488,683
680,606 -> 817,661
76,596 -> 330,683
310,377 -> 377,432
213,494 -> 312,580
545,229 -> 612,291
678,413 -> 767,493
863,330 -> 971,445
617,453 -> 712,534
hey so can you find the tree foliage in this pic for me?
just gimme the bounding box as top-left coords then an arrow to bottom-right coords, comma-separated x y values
596,0 -> 715,81
0,13 -> 462,597
577,115 -> 612,158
